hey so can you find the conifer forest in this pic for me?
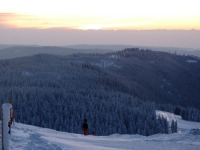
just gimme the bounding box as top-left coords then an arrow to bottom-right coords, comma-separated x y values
1,49 -> 200,136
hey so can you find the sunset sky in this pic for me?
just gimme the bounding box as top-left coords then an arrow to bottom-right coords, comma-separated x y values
0,0 -> 200,47
1,0 -> 200,30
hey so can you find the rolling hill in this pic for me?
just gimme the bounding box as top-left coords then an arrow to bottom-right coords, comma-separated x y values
0,45 -> 114,59
0,45 -> 200,60
1,48 -> 200,109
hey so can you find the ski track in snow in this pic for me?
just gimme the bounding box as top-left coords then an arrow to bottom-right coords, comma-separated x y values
7,111 -> 200,150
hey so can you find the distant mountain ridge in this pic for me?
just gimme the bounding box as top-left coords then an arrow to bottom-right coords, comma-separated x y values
0,45 -> 200,60
0,45 -> 114,59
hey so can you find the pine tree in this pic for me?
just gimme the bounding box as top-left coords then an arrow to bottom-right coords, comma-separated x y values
171,120 -> 177,133
174,121 -> 178,133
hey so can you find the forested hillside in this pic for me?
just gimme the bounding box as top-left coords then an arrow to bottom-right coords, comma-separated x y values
0,48 -> 200,135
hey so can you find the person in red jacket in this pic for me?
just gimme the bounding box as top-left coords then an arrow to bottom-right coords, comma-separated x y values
82,119 -> 88,135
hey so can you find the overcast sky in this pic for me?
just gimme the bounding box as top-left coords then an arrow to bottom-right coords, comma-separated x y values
0,0 -> 200,48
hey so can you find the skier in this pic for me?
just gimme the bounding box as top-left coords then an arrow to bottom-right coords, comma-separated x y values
82,118 -> 88,135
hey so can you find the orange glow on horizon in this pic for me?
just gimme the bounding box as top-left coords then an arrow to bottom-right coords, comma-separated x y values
0,0 -> 200,30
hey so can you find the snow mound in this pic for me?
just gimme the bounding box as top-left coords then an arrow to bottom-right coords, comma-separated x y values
156,110 -> 200,130
156,110 -> 181,124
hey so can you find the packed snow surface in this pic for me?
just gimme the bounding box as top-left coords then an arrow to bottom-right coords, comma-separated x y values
6,111 -> 200,149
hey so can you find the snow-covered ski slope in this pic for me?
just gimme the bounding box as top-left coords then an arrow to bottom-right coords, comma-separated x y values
8,111 -> 200,150
156,110 -> 200,130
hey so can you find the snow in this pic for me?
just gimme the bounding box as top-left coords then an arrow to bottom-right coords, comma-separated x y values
156,110 -> 200,130
4,111 -> 200,150
156,110 -> 181,124
92,60 -> 121,68
109,55 -> 118,58
186,60 -> 197,63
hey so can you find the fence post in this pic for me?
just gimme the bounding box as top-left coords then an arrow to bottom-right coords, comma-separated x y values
2,103 -> 12,150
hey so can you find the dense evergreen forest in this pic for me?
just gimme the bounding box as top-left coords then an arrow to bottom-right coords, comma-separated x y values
0,48 -> 199,135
